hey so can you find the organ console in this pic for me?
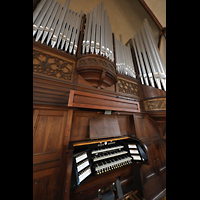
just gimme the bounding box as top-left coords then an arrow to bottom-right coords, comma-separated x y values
70,137 -> 148,190
67,135 -> 149,200
33,0 -> 166,199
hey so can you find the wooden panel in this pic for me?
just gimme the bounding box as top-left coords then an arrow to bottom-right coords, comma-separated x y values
33,109 -> 68,164
133,114 -> 149,142
141,84 -> 166,100
68,90 -> 140,113
143,176 -> 164,200
70,111 -> 95,141
89,118 -> 121,139
70,110 -> 136,141
139,116 -> 166,200
33,166 -> 63,200
63,151 -> 74,200
117,115 -> 135,136
152,139 -> 166,173
33,74 -> 73,107
33,108 -> 72,200
140,143 -> 157,184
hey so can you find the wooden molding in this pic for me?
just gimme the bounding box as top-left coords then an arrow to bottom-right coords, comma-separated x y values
68,90 -> 140,113
137,0 -> 164,30
76,54 -> 117,89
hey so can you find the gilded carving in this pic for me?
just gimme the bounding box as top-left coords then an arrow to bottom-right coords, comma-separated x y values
33,50 -> 74,81
143,98 -> 166,111
118,78 -> 139,97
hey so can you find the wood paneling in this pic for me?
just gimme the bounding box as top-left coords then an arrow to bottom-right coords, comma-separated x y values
133,114 -> 149,142
33,167 -> 62,200
33,110 -> 68,164
68,90 -> 140,113
141,84 -> 166,100
33,74 -> 73,107
140,143 -> 157,184
33,108 -> 70,200
117,115 -> 135,136
134,114 -> 166,200
70,110 -> 136,141
90,118 -> 121,139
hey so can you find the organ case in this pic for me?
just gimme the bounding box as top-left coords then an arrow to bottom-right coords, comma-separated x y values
33,0 -> 166,199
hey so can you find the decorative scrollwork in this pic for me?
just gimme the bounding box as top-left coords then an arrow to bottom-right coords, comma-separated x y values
118,78 -> 140,97
33,50 -> 74,81
76,55 -> 117,88
88,58 -> 98,65
77,56 -> 115,74
143,98 -> 166,111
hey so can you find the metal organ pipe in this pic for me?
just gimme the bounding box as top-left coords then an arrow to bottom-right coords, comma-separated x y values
56,8 -> 71,49
132,19 -> 166,91
134,33 -> 149,85
33,0 -> 84,56
82,12 -> 90,54
140,26 -> 162,89
46,3 -> 63,45
51,0 -> 70,48
40,2 -> 60,44
132,38 -> 144,84
33,2 -> 165,91
33,0 -> 47,23
144,19 -> 166,75
33,0 -> 53,36
100,2 -> 105,56
35,0 -> 57,42
86,10 -> 93,53
61,10 -> 73,49
81,3 -> 114,62
114,35 -> 136,79
73,10 -> 84,55
143,19 -> 166,91
138,30 -> 155,87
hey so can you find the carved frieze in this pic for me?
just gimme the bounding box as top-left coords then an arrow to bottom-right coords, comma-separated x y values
76,54 -> 117,89
143,98 -> 166,111
77,55 -> 116,74
33,50 -> 74,81
118,78 -> 140,97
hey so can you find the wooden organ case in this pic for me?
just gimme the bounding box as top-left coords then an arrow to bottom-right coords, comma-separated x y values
33,0 -> 166,200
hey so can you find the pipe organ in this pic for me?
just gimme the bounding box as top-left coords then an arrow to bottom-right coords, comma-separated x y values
115,36 -> 136,79
131,19 -> 166,91
33,0 -> 166,91
81,2 -> 114,62
33,0 -> 83,55
33,0 -> 166,200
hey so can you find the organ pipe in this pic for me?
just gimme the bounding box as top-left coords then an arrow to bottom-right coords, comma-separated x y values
33,1 -> 166,91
